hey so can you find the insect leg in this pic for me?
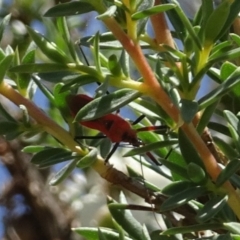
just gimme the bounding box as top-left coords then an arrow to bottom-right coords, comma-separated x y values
132,114 -> 146,125
105,142 -> 120,164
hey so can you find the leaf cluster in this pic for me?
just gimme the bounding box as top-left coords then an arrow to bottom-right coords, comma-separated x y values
1,0 -> 240,239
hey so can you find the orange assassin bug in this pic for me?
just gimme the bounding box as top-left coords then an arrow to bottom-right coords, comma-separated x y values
67,94 -> 168,164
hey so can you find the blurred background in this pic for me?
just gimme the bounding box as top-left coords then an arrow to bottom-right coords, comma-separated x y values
0,1 -> 202,239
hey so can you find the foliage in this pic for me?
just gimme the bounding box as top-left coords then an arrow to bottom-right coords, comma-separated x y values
1,0 -> 240,239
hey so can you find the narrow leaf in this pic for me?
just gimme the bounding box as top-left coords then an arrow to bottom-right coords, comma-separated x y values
160,186 -> 207,211
123,139 -> 178,157
49,159 -> 78,185
132,3 -> 176,20
22,145 -> 46,153
198,68 -> 240,110
76,147 -> 98,168
196,101 -> 218,134
75,89 -> 142,121
73,227 -> 132,240
196,195 -> 228,222
224,222 -> 240,234
0,14 -> 11,41
27,26 -> 69,63
160,158 -> 188,180
162,223 -> 223,235
178,129 -> 205,168
0,54 -> 14,83
204,1 -> 231,46
162,181 -> 195,196
187,163 -> 207,185
223,110 -> 239,133
108,194 -> 145,240
216,159 -> 240,187
44,2 -> 95,17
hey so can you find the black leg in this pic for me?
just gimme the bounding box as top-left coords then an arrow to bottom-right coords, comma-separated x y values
105,142 -> 120,164
132,114 -> 146,125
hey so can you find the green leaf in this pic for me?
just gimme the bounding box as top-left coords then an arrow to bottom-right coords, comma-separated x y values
160,158 -> 188,180
76,147 -> 98,168
232,234 -> 240,240
198,68 -> 240,110
17,45 -> 36,92
216,159 -> 240,187
54,83 -> 71,114
218,0 -> 240,39
38,72 -> 96,85
160,186 -> 207,211
123,139 -> 178,157
179,99 -> 198,123
26,26 -> 69,64
75,89 -> 142,121
220,62 -> 237,81
99,138 -> 112,159
10,63 -> 70,73
162,223 -> 223,235
108,193 -> 145,240
178,129 -> 205,168
49,159 -> 78,185
0,54 -> 14,83
73,227 -> 132,240
210,42 -> 233,62
22,145 -> 47,153
208,122 -> 231,137
231,33 -> 240,47
57,17 -> 78,62
120,50 -> 129,77
108,54 -> 122,76
224,222 -> 240,234
196,101 -> 218,134
196,195 -> 228,222
0,14 -> 11,41
98,228 -> 107,240
187,163 -> 207,185
32,75 -> 55,104
135,0 -> 154,36
223,110 -> 240,134
161,181 -> 195,196
44,2 -> 95,17
31,147 -> 74,167
213,136 -> 238,159
0,121 -> 21,136
228,124 -> 240,149
93,32 -> 101,73
170,0 -> 201,49
132,3 -> 176,20
203,1 -> 231,46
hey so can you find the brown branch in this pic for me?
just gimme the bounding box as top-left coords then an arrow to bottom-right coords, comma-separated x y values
0,137 -> 74,240
102,164 -> 196,222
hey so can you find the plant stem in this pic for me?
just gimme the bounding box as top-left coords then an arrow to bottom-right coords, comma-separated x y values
150,0 -> 175,49
101,16 -> 240,219
0,81 -> 85,155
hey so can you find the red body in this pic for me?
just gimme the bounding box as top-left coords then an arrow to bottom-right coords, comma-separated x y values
67,94 -> 139,145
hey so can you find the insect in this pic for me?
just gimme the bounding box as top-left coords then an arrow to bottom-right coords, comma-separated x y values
67,94 -> 168,164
